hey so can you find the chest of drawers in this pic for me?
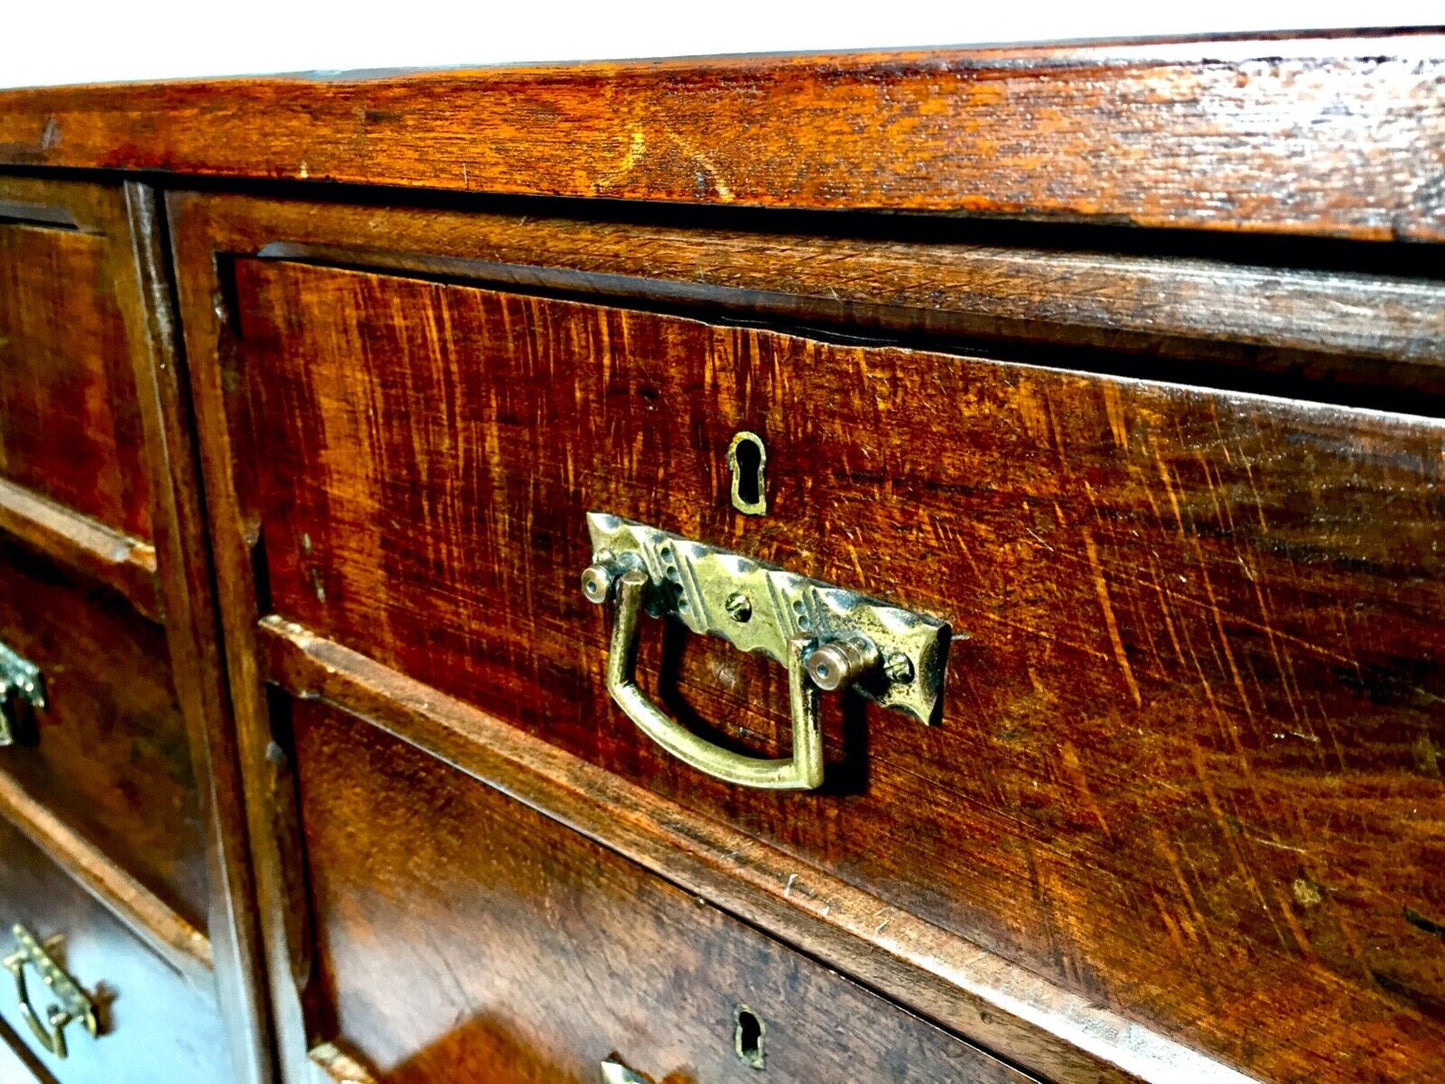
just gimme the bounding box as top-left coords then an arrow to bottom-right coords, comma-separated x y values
0,176 -> 267,1082
0,30 -> 1442,1084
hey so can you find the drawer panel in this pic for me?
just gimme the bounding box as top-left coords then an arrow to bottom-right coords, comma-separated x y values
227,259 -> 1445,1081
0,539 -> 208,928
0,214 -> 150,539
291,697 -> 1026,1083
0,815 -> 227,1083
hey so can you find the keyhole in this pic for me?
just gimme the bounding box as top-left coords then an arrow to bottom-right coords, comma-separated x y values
727,432 -> 767,516
734,1004 -> 765,1070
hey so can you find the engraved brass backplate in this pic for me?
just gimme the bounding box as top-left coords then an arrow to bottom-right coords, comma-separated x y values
585,513 -> 950,726
3,923 -> 97,1059
0,642 -> 46,746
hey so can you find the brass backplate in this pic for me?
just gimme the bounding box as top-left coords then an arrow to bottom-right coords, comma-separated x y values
0,642 -> 46,747
586,513 -> 952,725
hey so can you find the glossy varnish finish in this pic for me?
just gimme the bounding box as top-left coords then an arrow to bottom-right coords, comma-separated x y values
4,37 -> 1408,1084
166,185 -> 1445,1079
262,613 -> 1229,1084
0,175 -> 272,1083
178,193 -> 1445,410
215,257 -> 1445,1082
119,181 -> 274,1084
0,816 -> 229,1084
0,538 -> 208,927
290,697 -> 1030,1084
0,477 -> 159,621
4,33 -> 1445,240
0,216 -> 150,539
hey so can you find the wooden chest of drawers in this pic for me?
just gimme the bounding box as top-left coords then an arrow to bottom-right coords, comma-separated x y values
0,176 -> 267,1082
1,29 -> 1443,1084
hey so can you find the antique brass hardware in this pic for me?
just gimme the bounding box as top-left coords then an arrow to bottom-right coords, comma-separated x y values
734,1004 -> 766,1070
726,431 -> 767,516
3,924 -> 98,1059
582,513 -> 950,790
0,642 -> 46,746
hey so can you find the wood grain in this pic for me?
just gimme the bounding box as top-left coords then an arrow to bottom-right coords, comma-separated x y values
0,815 -> 229,1084
118,181 -> 275,1084
4,32 -> 1445,240
179,193 -> 1445,409
0,477 -> 158,621
0,217 -> 151,539
0,771 -> 212,987
261,612 -> 1252,1084
0,538 -> 209,928
0,173 -> 269,1083
290,696 -> 1033,1084
223,260 -> 1444,1083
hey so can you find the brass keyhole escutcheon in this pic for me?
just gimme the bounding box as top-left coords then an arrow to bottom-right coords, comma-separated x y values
734,1004 -> 766,1070
727,431 -> 767,516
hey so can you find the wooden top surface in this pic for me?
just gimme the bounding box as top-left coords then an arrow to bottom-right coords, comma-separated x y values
1,29 -> 1443,241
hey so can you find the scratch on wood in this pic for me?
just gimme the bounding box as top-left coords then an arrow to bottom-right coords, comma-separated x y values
1404,907 -> 1445,942
1059,741 -> 1111,836
1083,528 -> 1142,707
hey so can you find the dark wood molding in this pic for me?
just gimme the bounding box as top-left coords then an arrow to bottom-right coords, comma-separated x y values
119,182 -> 276,1084
0,773 -> 212,988
259,614 -> 1255,1084
4,31 -> 1445,241
165,187 -> 317,1082
171,192 -> 1445,414
0,477 -> 159,620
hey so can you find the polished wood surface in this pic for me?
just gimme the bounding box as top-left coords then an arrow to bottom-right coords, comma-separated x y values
210,253 -> 1443,1082
165,186 -> 1394,1084
0,174 -> 272,1083
118,181 -> 275,1084
260,612 -> 1246,1084
0,213 -> 150,539
0,37 -> 1411,1084
5,32 -> 1445,240
0,477 -> 158,622
0,816 -> 229,1084
0,540 -> 208,929
0,772 -> 211,987
174,193 -> 1445,412
291,697 -> 1031,1084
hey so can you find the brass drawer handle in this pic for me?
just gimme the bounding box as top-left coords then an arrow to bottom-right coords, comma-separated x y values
0,642 -> 46,746
3,924 -> 98,1059
581,513 -> 950,791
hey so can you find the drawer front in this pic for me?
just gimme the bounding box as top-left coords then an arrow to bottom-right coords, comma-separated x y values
0,211 -> 150,539
291,697 -> 1025,1083
0,815 -> 227,1083
222,256 -> 1445,1082
0,540 -> 208,928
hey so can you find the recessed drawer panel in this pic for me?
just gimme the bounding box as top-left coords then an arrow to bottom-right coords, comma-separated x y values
0,815 -> 227,1084
0,540 -> 208,929
291,697 -> 1024,1083
0,213 -> 150,539
226,258 -> 1445,1081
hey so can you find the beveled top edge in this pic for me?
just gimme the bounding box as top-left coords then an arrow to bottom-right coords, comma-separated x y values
2,29 -> 1443,241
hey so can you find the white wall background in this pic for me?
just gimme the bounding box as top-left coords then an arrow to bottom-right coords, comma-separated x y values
3,0 -> 1441,89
